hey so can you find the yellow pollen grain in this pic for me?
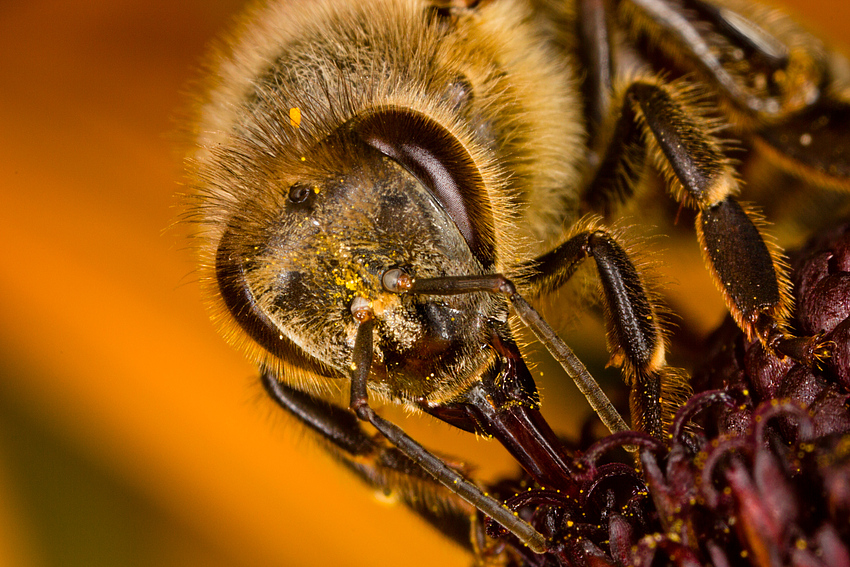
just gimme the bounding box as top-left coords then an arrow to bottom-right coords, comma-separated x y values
289,107 -> 301,127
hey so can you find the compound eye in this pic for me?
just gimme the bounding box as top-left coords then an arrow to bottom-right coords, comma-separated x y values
288,182 -> 313,204
214,226 -> 339,378
354,108 -> 496,268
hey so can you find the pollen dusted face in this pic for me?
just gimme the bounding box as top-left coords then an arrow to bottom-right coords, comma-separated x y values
218,140 -> 505,403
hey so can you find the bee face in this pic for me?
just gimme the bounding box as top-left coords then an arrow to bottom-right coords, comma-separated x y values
213,118 -> 508,403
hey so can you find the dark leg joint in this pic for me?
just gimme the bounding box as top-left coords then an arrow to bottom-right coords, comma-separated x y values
753,314 -> 832,367
524,231 -> 592,295
350,398 -> 374,422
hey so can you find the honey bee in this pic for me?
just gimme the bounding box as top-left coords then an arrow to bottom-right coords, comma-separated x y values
183,0 -> 850,561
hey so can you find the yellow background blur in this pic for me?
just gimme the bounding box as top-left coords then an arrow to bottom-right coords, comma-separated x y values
0,1 -> 847,566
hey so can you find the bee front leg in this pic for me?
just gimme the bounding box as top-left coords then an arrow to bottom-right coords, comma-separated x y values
524,228 -> 689,439
343,310 -> 548,554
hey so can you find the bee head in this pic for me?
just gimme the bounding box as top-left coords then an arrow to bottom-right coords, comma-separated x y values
212,108 -> 511,403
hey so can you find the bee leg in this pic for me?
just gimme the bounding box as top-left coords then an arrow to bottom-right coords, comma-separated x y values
345,314 -> 549,554
579,77 -> 645,216
259,371 -> 481,552
755,98 -> 850,191
619,0 -> 850,188
577,0 -> 614,144
617,0 -> 819,118
526,229 -> 687,439
589,78 -> 828,364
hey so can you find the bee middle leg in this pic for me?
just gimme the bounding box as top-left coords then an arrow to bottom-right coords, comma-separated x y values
582,75 -> 828,365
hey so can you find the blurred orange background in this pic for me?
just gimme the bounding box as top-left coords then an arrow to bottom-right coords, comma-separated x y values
0,1 -> 847,566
